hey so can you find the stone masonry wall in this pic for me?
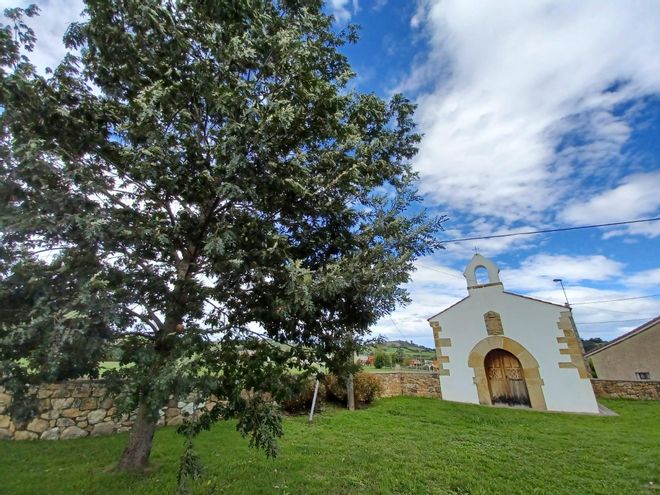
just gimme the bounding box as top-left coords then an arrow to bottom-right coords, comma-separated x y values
375,372 -> 441,399
0,381 -> 214,441
591,379 -> 660,400
1,374 -> 441,441
10,374 -> 646,440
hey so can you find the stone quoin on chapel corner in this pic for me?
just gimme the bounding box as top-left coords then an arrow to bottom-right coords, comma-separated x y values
428,254 -> 599,414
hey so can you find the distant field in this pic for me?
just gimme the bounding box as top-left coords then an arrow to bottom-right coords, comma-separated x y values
97,362 -> 431,375
2,397 -> 657,494
365,339 -> 436,360
93,339 -> 437,376
361,365 -> 436,373
100,361 -> 122,372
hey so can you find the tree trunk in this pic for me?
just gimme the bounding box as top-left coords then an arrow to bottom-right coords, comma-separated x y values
346,374 -> 355,411
116,402 -> 158,472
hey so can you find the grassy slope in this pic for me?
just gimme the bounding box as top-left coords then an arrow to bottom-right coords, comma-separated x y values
366,340 -> 436,360
1,398 -> 658,495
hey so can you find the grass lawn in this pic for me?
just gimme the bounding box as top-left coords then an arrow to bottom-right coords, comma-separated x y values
1,397 -> 658,495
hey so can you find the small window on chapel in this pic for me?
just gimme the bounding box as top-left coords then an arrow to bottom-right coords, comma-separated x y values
635,372 -> 651,380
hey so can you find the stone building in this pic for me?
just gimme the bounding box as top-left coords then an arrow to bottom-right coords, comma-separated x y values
586,315 -> 659,381
428,254 -> 599,414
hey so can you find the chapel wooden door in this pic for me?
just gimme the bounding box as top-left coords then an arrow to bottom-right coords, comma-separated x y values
485,349 -> 530,406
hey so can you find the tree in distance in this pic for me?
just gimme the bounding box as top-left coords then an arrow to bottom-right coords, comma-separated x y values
0,0 -> 443,478
373,352 -> 391,369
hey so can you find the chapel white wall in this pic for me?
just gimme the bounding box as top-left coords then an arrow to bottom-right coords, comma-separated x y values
430,285 -> 599,414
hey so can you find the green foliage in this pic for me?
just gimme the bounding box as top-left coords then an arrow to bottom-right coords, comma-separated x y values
588,358 -> 597,378
393,348 -> 404,364
353,372 -> 382,403
373,351 -> 390,369
0,0 -> 442,470
323,373 -> 344,403
175,436 -> 204,495
280,378 -> 325,414
582,338 -> 608,353
324,372 -> 381,405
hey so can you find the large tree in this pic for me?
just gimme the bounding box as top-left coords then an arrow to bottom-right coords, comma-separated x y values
0,0 -> 442,473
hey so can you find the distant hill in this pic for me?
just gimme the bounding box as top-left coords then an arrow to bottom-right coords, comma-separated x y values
385,340 -> 435,353
364,340 -> 436,359
582,337 -> 609,354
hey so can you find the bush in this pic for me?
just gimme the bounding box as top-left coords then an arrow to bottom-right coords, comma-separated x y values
324,373 -> 345,403
280,379 -> 326,414
323,372 -> 382,406
588,358 -> 597,378
374,352 -> 391,369
354,373 -> 382,404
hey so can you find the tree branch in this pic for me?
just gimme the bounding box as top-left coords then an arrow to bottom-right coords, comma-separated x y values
125,307 -> 161,334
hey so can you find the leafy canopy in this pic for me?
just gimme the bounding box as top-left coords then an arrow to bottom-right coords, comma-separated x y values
0,0 -> 442,455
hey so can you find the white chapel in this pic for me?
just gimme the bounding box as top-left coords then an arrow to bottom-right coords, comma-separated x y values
428,254 -> 599,414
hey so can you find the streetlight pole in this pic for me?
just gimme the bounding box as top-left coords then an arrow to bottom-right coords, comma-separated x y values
553,278 -> 570,308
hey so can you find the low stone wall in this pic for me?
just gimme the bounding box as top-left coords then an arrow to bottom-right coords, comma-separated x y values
6,376 -> 655,440
0,381 -> 212,441
591,379 -> 660,400
375,372 -> 441,399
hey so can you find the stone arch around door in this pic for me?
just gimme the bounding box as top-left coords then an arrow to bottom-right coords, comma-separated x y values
468,336 -> 547,410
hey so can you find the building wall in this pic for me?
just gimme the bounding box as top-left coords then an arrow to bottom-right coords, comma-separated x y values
430,285 -> 599,414
589,322 -> 660,380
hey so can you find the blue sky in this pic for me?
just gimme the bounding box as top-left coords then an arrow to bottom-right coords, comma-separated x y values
332,0 -> 660,346
4,0 -> 659,347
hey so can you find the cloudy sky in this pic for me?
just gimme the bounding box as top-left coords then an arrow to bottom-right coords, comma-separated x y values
3,0 -> 659,347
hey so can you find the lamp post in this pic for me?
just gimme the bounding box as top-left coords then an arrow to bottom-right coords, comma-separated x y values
553,278 -> 570,308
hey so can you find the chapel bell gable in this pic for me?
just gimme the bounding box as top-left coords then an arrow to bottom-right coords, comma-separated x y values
463,254 -> 503,290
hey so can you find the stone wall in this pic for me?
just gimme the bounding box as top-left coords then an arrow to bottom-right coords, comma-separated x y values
591,379 -> 660,400
11,374 -> 651,441
0,381 -> 213,441
375,372 -> 441,399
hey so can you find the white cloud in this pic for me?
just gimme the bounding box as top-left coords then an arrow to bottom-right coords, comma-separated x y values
625,268 -> 660,288
378,252 -> 658,346
602,222 -> 660,240
562,172 -> 660,235
439,220 -> 543,260
373,256 -> 469,344
502,253 -> 624,291
329,0 -> 359,23
0,0 -> 85,73
372,0 -> 388,12
404,0 -> 660,224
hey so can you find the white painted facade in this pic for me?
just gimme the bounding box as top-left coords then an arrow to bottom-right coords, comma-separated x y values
428,254 -> 599,414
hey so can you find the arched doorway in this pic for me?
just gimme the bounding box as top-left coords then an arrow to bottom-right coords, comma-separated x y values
485,349 -> 530,406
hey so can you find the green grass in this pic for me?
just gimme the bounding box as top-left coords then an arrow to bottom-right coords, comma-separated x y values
1,398 -> 658,494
